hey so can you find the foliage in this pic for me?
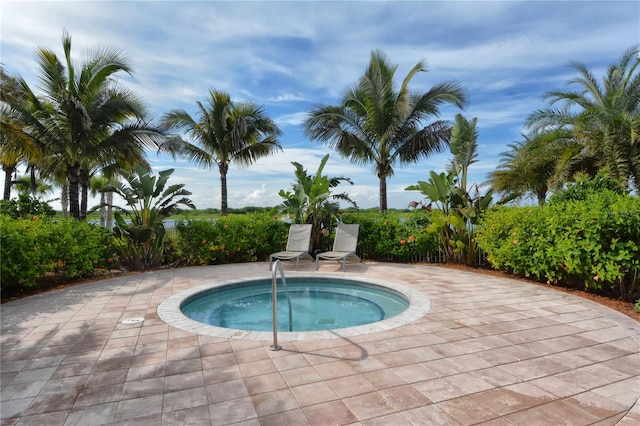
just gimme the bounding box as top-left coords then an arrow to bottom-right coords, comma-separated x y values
9,31 -> 167,220
162,89 -> 282,216
276,154 -> 357,251
476,193 -> 640,301
341,211 -> 438,261
108,164 -> 195,270
488,129 -> 573,205
173,214 -> 289,265
548,171 -> 628,204
635,298 -> 640,313
406,114 -> 493,265
0,216 -> 116,296
304,49 -> 467,212
0,193 -> 55,219
174,211 -> 439,266
526,45 -> 640,193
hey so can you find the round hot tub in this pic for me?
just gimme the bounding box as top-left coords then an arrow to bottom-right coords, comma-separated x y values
158,275 -> 430,341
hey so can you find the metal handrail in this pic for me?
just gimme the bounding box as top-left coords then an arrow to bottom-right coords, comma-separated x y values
270,259 -> 292,351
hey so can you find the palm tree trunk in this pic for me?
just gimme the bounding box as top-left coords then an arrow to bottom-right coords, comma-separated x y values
61,182 -> 69,218
106,191 -> 114,228
99,192 -> 106,227
29,168 -> 37,197
379,175 -> 387,213
220,163 -> 228,216
67,163 -> 81,219
537,185 -> 548,206
3,165 -> 15,200
79,169 -> 89,221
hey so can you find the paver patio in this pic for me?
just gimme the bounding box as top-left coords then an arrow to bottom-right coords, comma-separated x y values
1,262 -> 639,425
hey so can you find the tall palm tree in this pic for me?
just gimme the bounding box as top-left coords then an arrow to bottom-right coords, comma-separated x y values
304,50 -> 467,212
526,45 -> 640,192
162,89 -> 282,215
13,30 -> 167,219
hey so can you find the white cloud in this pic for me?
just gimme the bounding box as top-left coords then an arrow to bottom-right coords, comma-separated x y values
1,1 -> 637,210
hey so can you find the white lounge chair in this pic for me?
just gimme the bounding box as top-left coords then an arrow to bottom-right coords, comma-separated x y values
269,224 -> 313,270
315,224 -> 361,272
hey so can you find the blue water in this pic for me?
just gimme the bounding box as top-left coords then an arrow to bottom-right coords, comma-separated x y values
181,279 -> 409,332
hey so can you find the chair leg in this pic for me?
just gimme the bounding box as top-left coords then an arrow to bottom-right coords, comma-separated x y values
269,256 -> 273,271
315,257 -> 320,271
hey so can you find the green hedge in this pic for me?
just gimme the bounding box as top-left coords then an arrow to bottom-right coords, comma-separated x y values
1,216 -> 117,296
174,211 -> 439,265
476,192 -> 640,300
173,214 -> 290,265
341,211 -> 438,262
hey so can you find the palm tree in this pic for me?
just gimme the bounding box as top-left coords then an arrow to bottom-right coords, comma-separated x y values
162,89 -> 282,215
13,30 -> 167,219
526,45 -> 640,192
304,50 -> 467,212
0,67 -> 43,200
487,129 -> 573,205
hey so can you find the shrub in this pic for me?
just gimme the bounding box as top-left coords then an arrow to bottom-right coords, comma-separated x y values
341,211 -> 438,262
476,192 -> 640,300
0,194 -> 56,219
0,216 -> 117,296
174,214 -> 289,265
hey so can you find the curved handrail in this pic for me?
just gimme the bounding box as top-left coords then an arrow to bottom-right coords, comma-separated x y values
270,260 -> 292,350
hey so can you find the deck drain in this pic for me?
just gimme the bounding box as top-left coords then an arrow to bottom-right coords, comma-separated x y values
121,317 -> 144,325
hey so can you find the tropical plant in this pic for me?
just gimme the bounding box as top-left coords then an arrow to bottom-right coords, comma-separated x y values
406,114 -> 492,265
107,163 -> 195,270
304,49 -> 467,212
526,45 -> 640,192
8,30 -> 167,219
162,89 -> 282,216
487,129 -> 572,205
276,154 -> 357,252
0,67 -> 44,201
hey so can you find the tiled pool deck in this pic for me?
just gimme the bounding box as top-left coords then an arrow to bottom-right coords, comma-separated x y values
1,262 -> 639,425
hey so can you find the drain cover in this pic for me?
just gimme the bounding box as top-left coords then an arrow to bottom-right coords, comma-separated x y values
316,318 -> 336,325
121,317 -> 144,325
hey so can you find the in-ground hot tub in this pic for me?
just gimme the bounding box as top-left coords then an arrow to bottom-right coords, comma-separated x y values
158,275 -> 431,341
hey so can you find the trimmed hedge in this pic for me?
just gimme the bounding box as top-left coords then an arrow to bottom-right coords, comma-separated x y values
173,211 -> 439,266
476,192 -> 640,300
173,214 -> 290,265
1,216 -> 117,296
341,211 -> 438,262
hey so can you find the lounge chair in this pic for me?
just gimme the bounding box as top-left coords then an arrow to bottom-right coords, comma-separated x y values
315,224 -> 361,272
269,224 -> 313,270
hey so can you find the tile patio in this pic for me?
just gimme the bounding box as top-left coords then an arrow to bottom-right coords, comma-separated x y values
1,262 -> 639,425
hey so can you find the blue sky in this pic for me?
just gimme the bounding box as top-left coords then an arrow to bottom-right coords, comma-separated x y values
1,1 -> 638,210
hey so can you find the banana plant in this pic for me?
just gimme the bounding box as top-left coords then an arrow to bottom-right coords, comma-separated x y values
108,163 -> 195,270
406,114 -> 493,265
277,154 -> 357,251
